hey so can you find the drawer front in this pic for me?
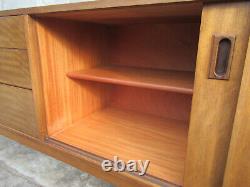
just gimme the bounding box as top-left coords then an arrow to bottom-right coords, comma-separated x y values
0,84 -> 38,138
0,49 -> 31,89
0,16 -> 26,49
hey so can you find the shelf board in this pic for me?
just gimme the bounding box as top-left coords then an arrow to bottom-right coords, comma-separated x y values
67,65 -> 194,94
51,107 -> 188,186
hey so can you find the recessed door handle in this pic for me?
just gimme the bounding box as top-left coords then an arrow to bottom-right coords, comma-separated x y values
209,35 -> 235,80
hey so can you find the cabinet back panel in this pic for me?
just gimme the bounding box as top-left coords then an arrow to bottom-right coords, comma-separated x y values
111,86 -> 192,122
109,22 -> 200,71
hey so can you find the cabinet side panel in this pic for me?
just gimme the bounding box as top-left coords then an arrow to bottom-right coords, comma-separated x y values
109,22 -> 200,72
35,18 -> 111,135
185,2 -> 250,187
222,39 -> 250,187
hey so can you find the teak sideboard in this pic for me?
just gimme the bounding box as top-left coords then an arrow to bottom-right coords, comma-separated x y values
0,0 -> 249,186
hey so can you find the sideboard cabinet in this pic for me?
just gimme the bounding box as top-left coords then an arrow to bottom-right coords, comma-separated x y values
0,1 -> 249,187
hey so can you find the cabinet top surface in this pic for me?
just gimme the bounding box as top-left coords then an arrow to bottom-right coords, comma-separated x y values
0,0 -> 208,17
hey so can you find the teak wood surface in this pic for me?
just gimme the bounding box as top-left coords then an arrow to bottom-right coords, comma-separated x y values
0,84 -> 38,138
37,2 -> 202,24
111,87 -> 192,122
36,19 -> 112,136
184,2 -> 250,187
0,49 -> 31,89
24,13 -> 173,187
0,0 -> 249,187
67,65 -> 194,94
222,38 -> 250,187
52,107 -> 188,186
34,14 -> 195,185
0,16 -> 27,49
0,0 -> 203,17
108,23 -> 199,71
25,16 -> 48,141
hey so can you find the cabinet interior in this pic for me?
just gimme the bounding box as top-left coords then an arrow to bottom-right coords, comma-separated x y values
35,3 -> 201,186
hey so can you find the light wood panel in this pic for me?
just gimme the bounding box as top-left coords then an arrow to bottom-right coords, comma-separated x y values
0,16 -> 26,49
0,48 -> 31,89
25,15 -> 47,140
0,84 -> 38,138
109,23 -> 199,71
68,65 -> 194,94
37,2 -> 202,24
184,2 -> 250,187
52,107 -> 188,186
0,0 -> 202,18
222,38 -> 250,187
36,19 -> 111,135
111,86 -> 192,122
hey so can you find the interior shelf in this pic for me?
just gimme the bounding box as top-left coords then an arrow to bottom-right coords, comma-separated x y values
67,65 -> 194,94
51,107 -> 188,186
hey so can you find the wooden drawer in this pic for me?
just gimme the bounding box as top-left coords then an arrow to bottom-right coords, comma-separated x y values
0,84 -> 38,138
0,16 -> 26,49
0,49 -> 31,89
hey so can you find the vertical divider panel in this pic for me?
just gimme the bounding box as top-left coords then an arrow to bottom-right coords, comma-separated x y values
184,2 -> 250,187
25,15 -> 47,140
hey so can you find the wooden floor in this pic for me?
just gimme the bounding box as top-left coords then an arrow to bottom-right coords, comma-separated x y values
51,107 -> 188,186
67,65 -> 194,94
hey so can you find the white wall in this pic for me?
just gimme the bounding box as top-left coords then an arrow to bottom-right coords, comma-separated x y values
0,0 -> 94,10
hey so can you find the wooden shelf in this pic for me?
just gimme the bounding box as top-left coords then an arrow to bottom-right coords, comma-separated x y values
51,107 -> 188,186
67,65 -> 194,94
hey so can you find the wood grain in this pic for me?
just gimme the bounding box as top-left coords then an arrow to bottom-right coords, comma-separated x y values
36,19 -> 111,135
34,5 -> 198,186
0,84 -> 38,138
184,2 -> 250,187
111,86 -> 192,122
68,65 -> 194,94
0,0 -> 202,18
1,1 -> 248,187
0,48 -> 31,89
222,39 -> 250,187
36,17 -> 196,132
0,16 -> 27,49
37,2 -> 202,24
25,15 -> 47,140
109,23 -> 199,72
52,107 -> 188,186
